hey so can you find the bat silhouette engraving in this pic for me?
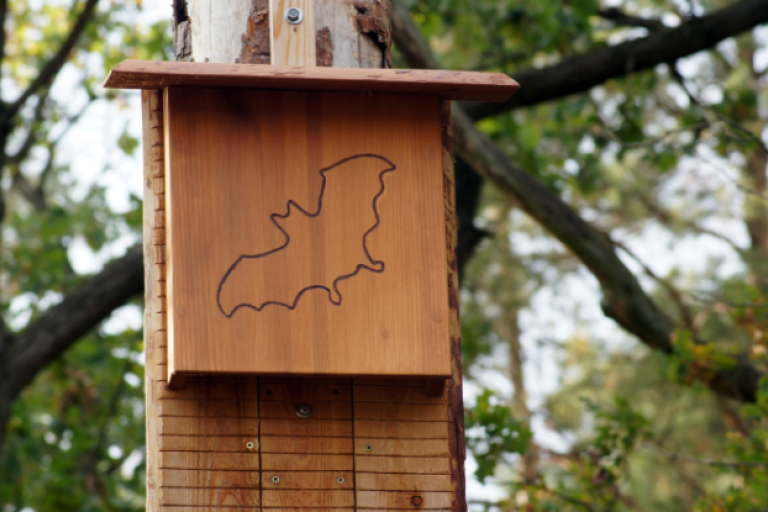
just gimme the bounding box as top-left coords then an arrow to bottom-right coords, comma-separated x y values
216,153 -> 396,318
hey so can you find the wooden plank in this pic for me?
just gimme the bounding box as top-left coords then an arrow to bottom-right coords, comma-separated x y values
260,471 -> 353,489
162,508 -> 267,512
159,417 -> 260,436
160,452 -> 260,471
357,491 -> 454,509
269,0 -> 316,66
162,469 -> 261,488
354,457 -> 452,475
261,454 -> 353,471
105,60 -> 520,102
260,401 -> 351,420
261,419 -> 353,438
163,88 -> 450,380
354,439 -> 450,457
354,403 -> 449,422
263,490 -> 354,508
260,383 -> 351,401
159,435 -> 258,452
354,421 -> 449,439
356,474 -> 452,492
353,385 -> 447,404
160,488 -> 260,506
261,436 -> 352,454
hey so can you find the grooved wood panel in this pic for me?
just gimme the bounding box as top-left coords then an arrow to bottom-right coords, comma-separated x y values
164,87 -> 450,381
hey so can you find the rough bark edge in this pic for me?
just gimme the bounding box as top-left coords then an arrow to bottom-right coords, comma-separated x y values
442,99 -> 468,512
238,0 -> 271,65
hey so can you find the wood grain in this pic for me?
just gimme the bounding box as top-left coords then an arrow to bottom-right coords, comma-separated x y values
105,60 -> 519,102
164,88 -> 451,381
270,0 -> 316,65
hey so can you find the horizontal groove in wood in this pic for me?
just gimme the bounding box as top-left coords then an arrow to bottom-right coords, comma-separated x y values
356,491 -> 454,509
160,452 -> 259,471
355,439 -> 450,457
262,490 -> 354,508
160,435 -> 258,452
354,421 -> 449,440
260,471 -> 353,489
260,401 -> 351,420
261,454 -> 353,471
160,488 -> 260,507
153,382 -> 258,400
356,473 -> 452,492
353,385 -> 447,404
260,384 -> 351,402
261,436 -> 352,454
354,457 -> 451,475
162,507 -> 264,512
354,403 -> 449,422
353,379 -> 437,388
161,469 -> 261,488
260,377 -> 351,385
160,417 -> 260,436
261,509 -> 354,512
158,399 -> 259,418
261,419 -> 353,438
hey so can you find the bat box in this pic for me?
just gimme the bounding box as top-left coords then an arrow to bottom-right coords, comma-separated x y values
105,61 -> 518,388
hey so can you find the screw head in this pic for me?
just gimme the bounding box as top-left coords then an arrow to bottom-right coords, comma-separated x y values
365,444 -> 374,452
411,495 -> 423,507
337,476 -> 346,484
246,441 -> 255,450
296,403 -> 313,419
285,7 -> 303,24
271,475 -> 280,484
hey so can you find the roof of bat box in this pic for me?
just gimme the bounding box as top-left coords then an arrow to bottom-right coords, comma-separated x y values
104,60 -> 519,102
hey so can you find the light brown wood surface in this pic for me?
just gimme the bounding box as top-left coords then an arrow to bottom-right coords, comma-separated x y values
164,86 -> 451,381
105,59 -> 519,102
270,0 -> 316,65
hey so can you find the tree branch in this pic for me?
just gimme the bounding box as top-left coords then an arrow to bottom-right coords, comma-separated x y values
390,0 -> 764,403
2,244 -> 143,403
597,7 -> 666,32
0,0 -> 100,126
463,0 -> 768,120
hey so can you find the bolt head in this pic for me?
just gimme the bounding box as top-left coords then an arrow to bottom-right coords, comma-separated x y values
246,441 -> 254,450
337,476 -> 346,484
271,475 -> 280,484
285,7 -> 303,23
365,444 -> 374,452
296,402 -> 313,418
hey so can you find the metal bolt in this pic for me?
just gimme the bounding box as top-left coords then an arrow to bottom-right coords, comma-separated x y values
337,476 -> 346,484
296,403 -> 313,419
246,441 -> 255,450
365,444 -> 374,452
285,7 -> 303,24
271,475 -> 280,484
411,495 -> 423,507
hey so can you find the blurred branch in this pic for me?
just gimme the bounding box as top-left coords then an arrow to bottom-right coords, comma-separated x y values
0,0 -> 100,126
391,0 -> 764,403
644,444 -> 768,467
597,7 -> 665,31
0,243 -> 144,448
463,0 -> 768,120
